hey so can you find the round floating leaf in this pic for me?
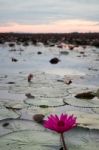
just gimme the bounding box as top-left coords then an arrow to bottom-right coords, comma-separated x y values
24,97 -> 64,107
4,101 -> 27,110
0,107 -> 19,120
0,90 -> 26,101
0,130 -> 60,150
64,127 -> 99,150
66,111 -> 99,129
20,106 -> 55,118
8,73 -> 69,98
67,87 -> 96,95
63,96 -> 99,108
0,127 -> 99,150
0,119 -> 44,136
28,85 -> 69,98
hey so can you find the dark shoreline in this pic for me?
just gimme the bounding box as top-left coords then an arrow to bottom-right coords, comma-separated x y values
0,32 -> 99,47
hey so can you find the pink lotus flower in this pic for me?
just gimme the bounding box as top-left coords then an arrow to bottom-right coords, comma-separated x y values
44,113 -> 77,133
44,113 -> 77,150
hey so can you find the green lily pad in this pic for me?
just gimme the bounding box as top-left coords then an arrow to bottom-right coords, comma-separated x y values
0,127 -> 99,150
64,127 -> 99,150
66,111 -> 99,129
0,130 -> 60,150
0,107 -> 19,120
0,119 -> 44,136
0,90 -> 26,101
24,97 -> 64,107
63,96 -> 99,108
7,73 -> 69,98
11,81 -> 69,98
4,101 -> 27,110
28,86 -> 68,98
20,106 -> 55,117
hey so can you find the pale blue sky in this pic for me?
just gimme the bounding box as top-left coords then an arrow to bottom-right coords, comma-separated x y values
0,0 -> 99,32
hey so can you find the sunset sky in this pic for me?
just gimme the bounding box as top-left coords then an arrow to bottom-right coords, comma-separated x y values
0,0 -> 99,33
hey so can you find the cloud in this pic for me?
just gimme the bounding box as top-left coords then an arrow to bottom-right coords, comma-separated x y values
0,0 -> 99,32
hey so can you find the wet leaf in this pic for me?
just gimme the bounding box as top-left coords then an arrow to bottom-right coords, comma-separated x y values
7,82 -> 15,84
33,114 -> 45,124
2,122 -> 10,127
11,57 -> 18,62
49,58 -> 60,64
25,93 -> 35,99
75,92 -> 95,99
39,105 -> 49,108
37,51 -> 42,54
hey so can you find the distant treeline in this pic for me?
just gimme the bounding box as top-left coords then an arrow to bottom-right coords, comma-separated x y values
0,32 -> 99,47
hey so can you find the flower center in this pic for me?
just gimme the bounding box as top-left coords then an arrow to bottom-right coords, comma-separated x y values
58,121 -> 65,127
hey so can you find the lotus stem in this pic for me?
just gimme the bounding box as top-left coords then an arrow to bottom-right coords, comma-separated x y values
61,133 -> 68,150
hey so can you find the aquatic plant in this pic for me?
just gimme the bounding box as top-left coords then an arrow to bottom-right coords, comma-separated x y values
44,113 -> 77,150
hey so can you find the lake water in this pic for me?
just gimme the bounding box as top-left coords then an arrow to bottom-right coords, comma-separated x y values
0,42 -> 99,150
